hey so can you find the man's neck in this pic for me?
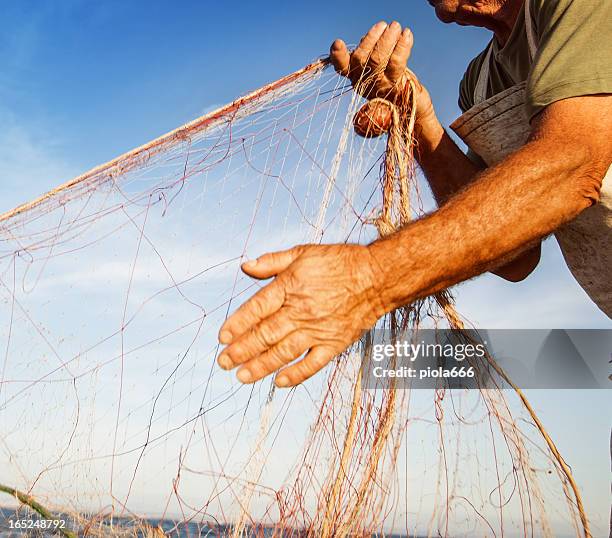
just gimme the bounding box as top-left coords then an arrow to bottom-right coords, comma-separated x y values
488,0 -> 524,46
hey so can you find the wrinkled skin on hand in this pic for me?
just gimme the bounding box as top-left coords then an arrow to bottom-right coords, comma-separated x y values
217,244 -> 386,388
216,24 -> 434,389
330,21 -> 435,123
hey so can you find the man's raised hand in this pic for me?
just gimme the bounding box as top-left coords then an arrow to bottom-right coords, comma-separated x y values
330,21 -> 435,123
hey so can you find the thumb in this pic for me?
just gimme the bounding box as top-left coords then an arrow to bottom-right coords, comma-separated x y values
330,39 -> 350,76
242,246 -> 306,279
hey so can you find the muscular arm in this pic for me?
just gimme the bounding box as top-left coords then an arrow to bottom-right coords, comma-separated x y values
413,112 -> 542,281
330,21 -> 541,281
218,96 -> 610,388
371,95 -> 611,309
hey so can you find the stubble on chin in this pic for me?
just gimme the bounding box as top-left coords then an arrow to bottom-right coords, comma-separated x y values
428,0 -> 462,24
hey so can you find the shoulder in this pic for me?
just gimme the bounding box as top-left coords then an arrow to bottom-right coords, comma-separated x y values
526,0 -> 612,119
458,42 -> 493,113
529,0 -> 611,38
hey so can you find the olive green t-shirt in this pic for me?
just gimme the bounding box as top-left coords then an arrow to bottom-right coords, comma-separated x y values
458,0 -> 612,120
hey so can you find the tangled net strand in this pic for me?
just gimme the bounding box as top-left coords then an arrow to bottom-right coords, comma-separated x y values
0,59 -> 592,537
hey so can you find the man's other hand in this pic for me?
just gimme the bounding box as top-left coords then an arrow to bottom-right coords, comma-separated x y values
330,21 -> 435,123
217,244 -> 386,388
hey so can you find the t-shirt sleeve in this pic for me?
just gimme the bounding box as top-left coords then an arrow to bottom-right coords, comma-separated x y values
458,51 -> 488,113
458,52 -> 490,165
527,0 -> 612,120
458,69 -> 474,113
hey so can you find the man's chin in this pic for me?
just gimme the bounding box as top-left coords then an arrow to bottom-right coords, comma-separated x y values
434,6 -> 457,24
427,0 -> 460,23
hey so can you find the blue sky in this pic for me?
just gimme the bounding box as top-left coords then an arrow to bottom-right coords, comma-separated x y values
1,0 -> 610,325
0,1 -> 610,534
0,1 -> 488,193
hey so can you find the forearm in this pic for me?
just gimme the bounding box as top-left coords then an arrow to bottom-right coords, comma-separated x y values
368,139 -> 601,311
413,112 -> 541,281
413,114 -> 483,205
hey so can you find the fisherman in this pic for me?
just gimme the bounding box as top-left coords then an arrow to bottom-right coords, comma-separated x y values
217,0 -> 611,388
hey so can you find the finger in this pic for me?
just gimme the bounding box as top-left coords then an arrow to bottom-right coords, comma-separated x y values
274,345 -> 337,388
218,280 -> 284,344
385,28 -> 413,83
218,308 -> 296,370
236,332 -> 311,384
368,21 -> 402,73
241,245 -> 305,280
330,39 -> 350,76
350,21 -> 388,77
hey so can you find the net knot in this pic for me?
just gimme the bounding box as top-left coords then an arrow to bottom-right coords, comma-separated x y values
353,98 -> 396,139
353,78 -> 418,238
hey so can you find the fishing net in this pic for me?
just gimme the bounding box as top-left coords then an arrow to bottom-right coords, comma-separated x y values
0,58 -> 591,537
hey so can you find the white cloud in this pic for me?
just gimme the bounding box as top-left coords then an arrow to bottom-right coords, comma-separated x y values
453,238 -> 611,328
0,107 -> 78,214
